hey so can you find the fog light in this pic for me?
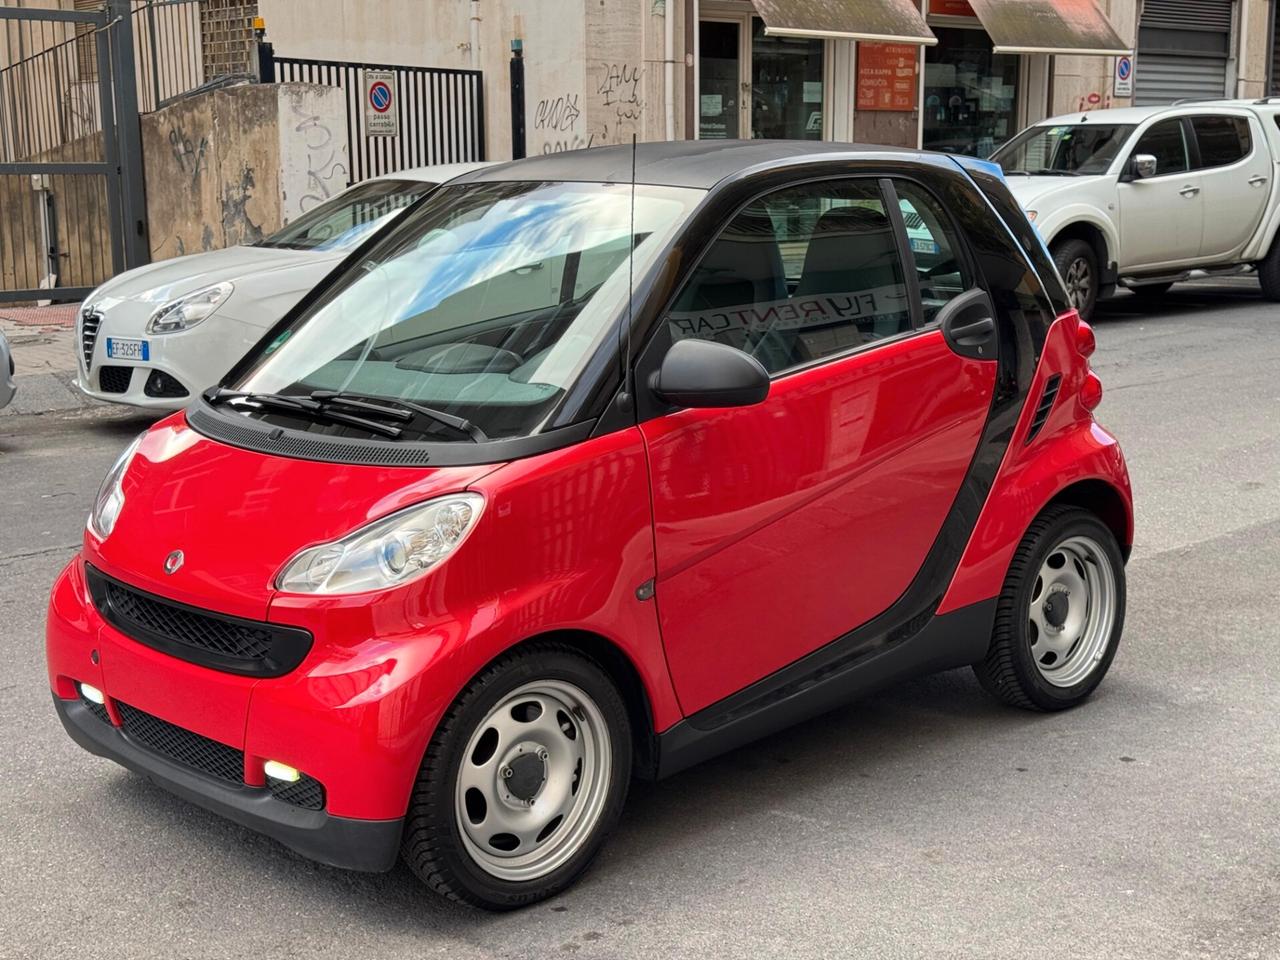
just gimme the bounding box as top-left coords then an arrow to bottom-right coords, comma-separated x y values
79,683 -> 105,705
264,760 -> 301,783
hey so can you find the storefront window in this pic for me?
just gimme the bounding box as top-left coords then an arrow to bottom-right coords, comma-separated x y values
922,26 -> 1019,157
750,19 -> 824,140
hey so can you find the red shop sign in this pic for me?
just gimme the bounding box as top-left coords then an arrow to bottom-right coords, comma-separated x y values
930,0 -> 977,15
856,42 -> 919,113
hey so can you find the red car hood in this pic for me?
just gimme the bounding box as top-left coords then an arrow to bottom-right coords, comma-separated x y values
84,415 -> 501,619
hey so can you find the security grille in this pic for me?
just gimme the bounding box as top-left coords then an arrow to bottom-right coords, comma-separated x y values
1140,0 -> 1234,33
1135,54 -> 1230,106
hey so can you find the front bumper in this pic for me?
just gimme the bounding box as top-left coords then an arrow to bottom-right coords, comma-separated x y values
54,694 -> 402,872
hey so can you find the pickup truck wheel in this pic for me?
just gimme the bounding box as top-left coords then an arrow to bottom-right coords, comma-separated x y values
1260,241 -> 1280,302
1052,239 -> 1099,321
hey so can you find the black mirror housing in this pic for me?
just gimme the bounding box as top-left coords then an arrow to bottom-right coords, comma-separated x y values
651,338 -> 770,409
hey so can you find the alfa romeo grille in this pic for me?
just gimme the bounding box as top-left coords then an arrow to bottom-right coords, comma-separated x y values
80,309 -> 102,368
84,564 -> 312,678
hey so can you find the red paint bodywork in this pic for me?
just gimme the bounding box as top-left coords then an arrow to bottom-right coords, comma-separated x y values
47,311 -> 1131,825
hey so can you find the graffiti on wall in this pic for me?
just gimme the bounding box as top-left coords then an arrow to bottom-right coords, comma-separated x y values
291,103 -> 349,216
594,62 -> 644,143
533,90 -> 596,154
168,124 -> 209,184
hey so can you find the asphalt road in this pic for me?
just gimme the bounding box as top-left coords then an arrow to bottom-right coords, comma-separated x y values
1,283 -> 1278,960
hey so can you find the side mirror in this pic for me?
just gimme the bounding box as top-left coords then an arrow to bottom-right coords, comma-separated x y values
651,338 -> 770,409
1130,154 -> 1158,180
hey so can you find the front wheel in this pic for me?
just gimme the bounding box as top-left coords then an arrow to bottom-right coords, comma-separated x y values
401,643 -> 632,909
975,506 -> 1126,711
1052,238 -> 1100,322
1259,238 -> 1280,302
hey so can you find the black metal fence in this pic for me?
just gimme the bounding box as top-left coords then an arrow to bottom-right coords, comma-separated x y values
273,56 -> 485,184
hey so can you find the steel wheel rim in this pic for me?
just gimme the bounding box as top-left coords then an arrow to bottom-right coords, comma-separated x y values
1065,257 -> 1093,309
454,679 -> 611,882
1028,535 -> 1116,688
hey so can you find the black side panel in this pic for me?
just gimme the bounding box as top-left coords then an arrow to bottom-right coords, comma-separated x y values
655,599 -> 996,779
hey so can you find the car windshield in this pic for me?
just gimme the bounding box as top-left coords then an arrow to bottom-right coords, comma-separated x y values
992,124 -> 1137,176
228,180 -> 704,441
256,178 -> 434,252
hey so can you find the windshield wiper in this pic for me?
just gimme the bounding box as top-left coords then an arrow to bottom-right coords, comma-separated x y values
204,388 -> 404,439
309,390 -> 489,442
1029,169 -> 1081,177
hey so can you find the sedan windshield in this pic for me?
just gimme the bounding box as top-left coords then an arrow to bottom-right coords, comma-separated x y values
229,180 -> 704,441
993,124 -> 1136,176
256,178 -> 434,252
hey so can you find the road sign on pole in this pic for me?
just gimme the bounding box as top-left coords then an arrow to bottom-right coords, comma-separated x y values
1115,55 -> 1134,99
364,70 -> 398,137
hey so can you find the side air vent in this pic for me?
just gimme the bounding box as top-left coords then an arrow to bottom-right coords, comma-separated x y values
1026,374 -> 1063,443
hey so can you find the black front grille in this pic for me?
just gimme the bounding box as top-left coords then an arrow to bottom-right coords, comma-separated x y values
81,694 -> 111,725
270,774 -> 326,810
1026,374 -> 1063,443
98,366 -> 133,394
116,700 -> 245,784
85,564 -> 312,678
144,369 -> 189,399
80,310 -> 102,367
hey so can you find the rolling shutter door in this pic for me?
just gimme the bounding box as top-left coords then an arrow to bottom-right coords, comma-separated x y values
1135,54 -> 1229,106
1135,0 -> 1233,105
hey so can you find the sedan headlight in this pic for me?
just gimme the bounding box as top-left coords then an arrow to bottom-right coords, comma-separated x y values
88,433 -> 145,539
146,281 -> 233,334
276,493 -> 485,594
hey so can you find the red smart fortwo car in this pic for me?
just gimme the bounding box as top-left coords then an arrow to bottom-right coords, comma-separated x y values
48,142 -> 1131,909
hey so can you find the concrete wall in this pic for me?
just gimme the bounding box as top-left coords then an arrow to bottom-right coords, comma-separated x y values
255,0 -> 685,160
141,82 -> 348,261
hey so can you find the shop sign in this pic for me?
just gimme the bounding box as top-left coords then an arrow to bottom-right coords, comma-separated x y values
856,43 -> 919,113
929,0 -> 977,16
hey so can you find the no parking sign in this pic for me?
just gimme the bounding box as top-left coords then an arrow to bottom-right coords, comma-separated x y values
1115,55 -> 1134,98
364,70 -> 398,137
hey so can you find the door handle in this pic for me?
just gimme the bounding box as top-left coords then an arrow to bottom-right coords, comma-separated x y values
949,317 -> 995,344
1179,186 -> 1200,198
1249,175 -> 1269,187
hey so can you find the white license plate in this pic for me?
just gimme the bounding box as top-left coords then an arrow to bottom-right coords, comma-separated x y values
105,337 -> 149,361
911,238 -> 940,255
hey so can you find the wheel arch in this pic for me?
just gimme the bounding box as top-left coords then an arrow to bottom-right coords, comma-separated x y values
1044,478 -> 1133,562
1048,220 -> 1111,278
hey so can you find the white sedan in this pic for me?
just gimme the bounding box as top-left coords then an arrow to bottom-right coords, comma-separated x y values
75,162 -> 489,410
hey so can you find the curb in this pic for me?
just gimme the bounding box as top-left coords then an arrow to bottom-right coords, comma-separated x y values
0,370 -> 103,417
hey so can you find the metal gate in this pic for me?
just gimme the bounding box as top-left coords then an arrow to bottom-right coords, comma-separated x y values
1135,0 -> 1234,106
273,56 -> 485,184
0,1 -> 148,304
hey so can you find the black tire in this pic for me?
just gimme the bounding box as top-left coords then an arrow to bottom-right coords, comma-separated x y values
1052,238 -> 1099,322
1128,282 -> 1173,301
401,642 -> 632,910
974,506 -> 1126,712
1259,238 -> 1280,302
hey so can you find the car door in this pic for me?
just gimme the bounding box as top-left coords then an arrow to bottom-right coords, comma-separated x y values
1190,114 -> 1272,262
1117,117 -> 1204,270
638,175 -> 999,715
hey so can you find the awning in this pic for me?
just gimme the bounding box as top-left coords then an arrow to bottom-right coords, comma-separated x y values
965,0 -> 1131,57
754,0 -> 937,45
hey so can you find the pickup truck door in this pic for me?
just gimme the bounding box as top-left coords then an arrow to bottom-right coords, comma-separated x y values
1117,118 -> 1204,270
1190,114 -> 1272,262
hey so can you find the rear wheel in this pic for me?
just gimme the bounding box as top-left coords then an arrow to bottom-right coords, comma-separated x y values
1052,238 -> 1099,322
401,643 -> 632,909
975,506 -> 1126,711
1259,239 -> 1280,302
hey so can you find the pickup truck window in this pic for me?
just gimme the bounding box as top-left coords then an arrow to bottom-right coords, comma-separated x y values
1190,116 -> 1252,169
993,124 -> 1135,176
1131,120 -> 1189,177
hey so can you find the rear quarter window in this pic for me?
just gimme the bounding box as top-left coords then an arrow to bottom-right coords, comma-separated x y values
1190,116 -> 1251,169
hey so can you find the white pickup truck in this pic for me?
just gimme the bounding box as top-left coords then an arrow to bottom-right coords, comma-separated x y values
991,99 -> 1280,320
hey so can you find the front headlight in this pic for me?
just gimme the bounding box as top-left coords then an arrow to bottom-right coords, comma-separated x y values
1025,210 -> 1039,223
146,281 -> 233,334
88,433 -> 145,539
276,493 -> 485,594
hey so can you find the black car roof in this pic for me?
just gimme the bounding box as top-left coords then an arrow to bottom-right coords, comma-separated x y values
454,140 -> 945,190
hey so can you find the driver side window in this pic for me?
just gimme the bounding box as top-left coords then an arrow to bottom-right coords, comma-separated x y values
1132,120 -> 1189,177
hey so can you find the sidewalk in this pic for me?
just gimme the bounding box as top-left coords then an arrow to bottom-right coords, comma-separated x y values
0,302 -> 100,417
